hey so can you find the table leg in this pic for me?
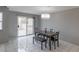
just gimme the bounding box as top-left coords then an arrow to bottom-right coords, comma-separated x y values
33,37 -> 34,44
49,38 -> 51,50
54,39 -> 56,49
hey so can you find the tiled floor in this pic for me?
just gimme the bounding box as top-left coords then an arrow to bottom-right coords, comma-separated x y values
0,37 -> 18,52
18,35 -> 79,52
0,35 -> 79,52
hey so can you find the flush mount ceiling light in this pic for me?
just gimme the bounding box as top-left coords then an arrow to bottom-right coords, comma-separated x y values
38,6 -> 51,19
41,13 -> 50,19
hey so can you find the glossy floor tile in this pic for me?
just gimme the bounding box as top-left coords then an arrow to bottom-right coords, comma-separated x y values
18,35 -> 79,52
0,35 -> 79,52
0,37 -> 18,52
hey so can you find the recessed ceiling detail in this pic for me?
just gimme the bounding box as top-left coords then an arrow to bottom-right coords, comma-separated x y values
7,6 -> 79,15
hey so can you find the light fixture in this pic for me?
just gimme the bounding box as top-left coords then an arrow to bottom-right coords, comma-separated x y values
41,13 -> 50,19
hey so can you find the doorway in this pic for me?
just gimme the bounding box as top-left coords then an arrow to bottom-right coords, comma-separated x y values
17,16 -> 34,36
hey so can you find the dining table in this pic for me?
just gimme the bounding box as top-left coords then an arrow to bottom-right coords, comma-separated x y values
35,30 -> 57,50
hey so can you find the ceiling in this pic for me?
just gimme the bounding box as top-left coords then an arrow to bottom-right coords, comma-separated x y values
7,6 -> 79,15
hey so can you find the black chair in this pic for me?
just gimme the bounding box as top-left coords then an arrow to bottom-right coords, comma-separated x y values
50,29 -> 53,32
33,32 -> 48,50
51,32 -> 59,49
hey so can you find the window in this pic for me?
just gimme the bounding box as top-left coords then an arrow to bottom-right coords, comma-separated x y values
0,12 -> 3,30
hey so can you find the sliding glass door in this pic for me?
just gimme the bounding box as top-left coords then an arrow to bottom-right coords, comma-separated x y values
17,16 -> 34,36
27,18 -> 34,34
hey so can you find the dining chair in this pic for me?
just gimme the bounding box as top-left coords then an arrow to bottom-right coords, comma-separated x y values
51,32 -> 59,49
33,32 -> 48,50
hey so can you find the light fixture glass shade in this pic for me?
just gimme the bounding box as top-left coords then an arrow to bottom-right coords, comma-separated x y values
41,13 -> 50,19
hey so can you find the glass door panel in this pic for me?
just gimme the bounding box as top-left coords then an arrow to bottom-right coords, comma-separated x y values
27,18 -> 34,35
18,16 -> 27,36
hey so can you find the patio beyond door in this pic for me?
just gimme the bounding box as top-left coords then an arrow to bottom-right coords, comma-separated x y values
17,16 -> 34,36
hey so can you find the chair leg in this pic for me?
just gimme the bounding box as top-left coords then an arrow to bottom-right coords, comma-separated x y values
49,40 -> 51,50
35,39 -> 38,43
45,41 -> 47,48
33,37 -> 34,44
41,42 -> 43,50
54,41 -> 56,49
57,40 -> 59,47
52,41 -> 53,45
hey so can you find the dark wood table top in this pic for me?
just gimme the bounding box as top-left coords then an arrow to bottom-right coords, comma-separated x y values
35,30 -> 57,37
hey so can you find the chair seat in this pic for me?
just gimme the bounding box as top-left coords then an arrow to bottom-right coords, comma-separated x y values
38,38 -> 47,42
34,36 -> 47,42
51,38 -> 58,41
51,36 -> 58,41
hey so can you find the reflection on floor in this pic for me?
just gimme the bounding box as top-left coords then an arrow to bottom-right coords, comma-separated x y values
0,38 -> 18,52
18,35 -> 79,52
0,35 -> 79,52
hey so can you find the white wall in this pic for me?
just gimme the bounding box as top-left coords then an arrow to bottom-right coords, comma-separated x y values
0,7 -> 10,43
40,8 -> 79,45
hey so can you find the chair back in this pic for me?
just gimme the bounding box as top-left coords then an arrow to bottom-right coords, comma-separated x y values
50,29 -> 54,32
55,32 -> 59,39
